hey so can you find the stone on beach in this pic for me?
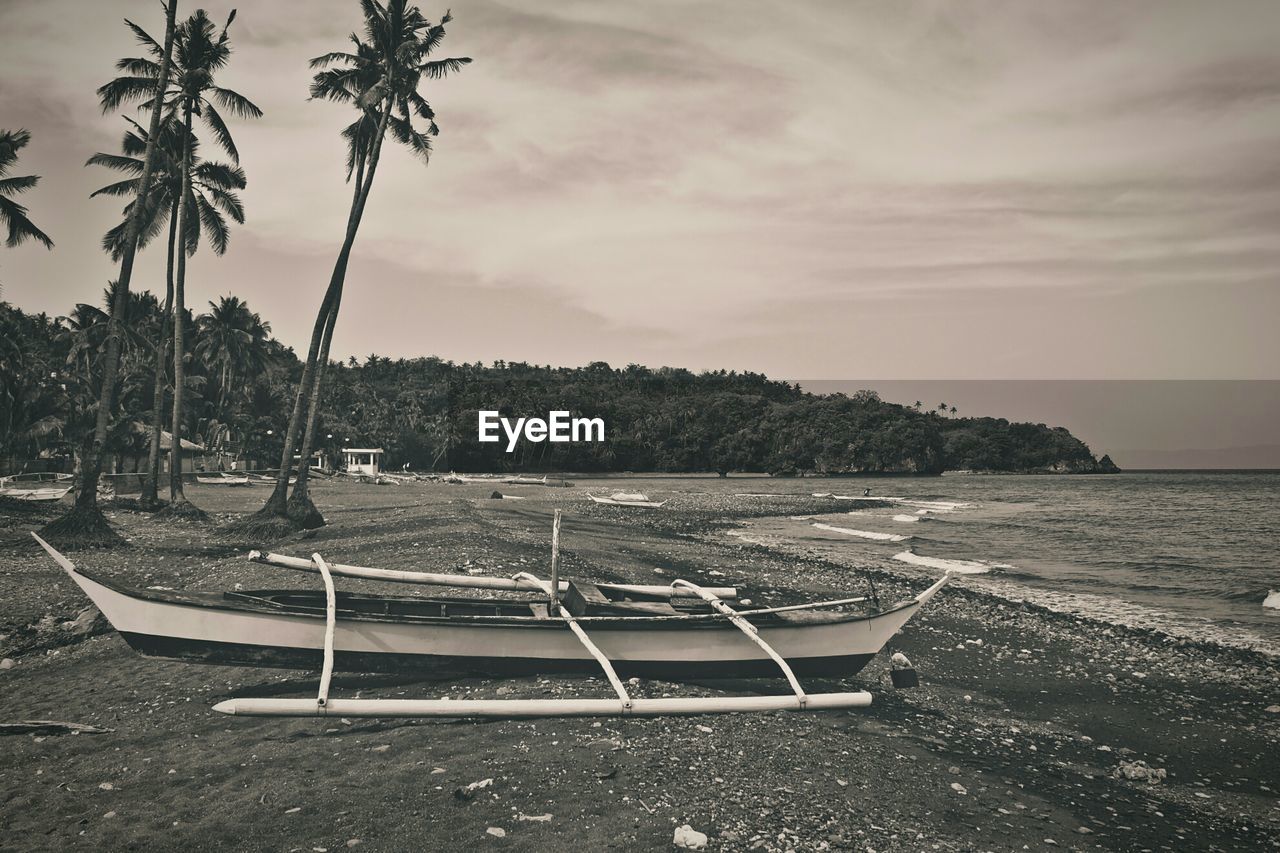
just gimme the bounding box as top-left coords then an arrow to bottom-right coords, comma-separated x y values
673,824 -> 709,850
1113,760 -> 1167,784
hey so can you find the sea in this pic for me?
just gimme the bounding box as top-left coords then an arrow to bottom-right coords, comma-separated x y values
655,472 -> 1280,654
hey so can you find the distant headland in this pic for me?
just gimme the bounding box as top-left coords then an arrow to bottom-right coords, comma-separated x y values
0,299 -> 1118,478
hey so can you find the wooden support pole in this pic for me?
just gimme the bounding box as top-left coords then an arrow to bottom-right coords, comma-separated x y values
549,509 -> 562,613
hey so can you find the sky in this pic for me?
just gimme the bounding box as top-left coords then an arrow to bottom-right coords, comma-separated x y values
2,0 -> 1280,382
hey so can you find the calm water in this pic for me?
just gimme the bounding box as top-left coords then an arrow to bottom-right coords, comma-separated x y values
606,472 -> 1280,647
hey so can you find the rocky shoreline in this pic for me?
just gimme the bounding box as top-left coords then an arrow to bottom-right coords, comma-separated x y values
1,479 -> 1277,851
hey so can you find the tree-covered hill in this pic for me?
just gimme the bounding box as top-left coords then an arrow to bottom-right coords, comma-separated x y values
1,298 -> 1118,477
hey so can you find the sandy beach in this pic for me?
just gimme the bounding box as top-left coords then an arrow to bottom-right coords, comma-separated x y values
1,476 -> 1277,852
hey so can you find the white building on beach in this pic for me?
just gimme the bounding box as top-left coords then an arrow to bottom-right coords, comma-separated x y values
342,448 -> 384,477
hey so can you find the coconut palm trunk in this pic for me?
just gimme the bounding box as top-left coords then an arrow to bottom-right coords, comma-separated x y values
167,107 -> 195,507
260,102 -> 391,522
141,204 -> 178,508
44,1 -> 178,540
286,111 -> 392,525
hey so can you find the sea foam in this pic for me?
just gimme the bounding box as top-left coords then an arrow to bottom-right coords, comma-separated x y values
812,523 -> 908,542
1265,590 -> 1280,611
893,549 -> 1009,574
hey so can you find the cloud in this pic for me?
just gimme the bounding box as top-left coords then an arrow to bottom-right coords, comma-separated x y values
1,0 -> 1278,378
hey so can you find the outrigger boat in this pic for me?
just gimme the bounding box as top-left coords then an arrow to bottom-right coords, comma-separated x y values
587,492 -> 667,508
195,472 -> 251,486
504,474 -> 548,485
1,485 -> 72,502
31,514 -> 951,720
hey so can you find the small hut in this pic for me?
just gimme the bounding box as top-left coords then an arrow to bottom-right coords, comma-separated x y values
159,431 -> 206,474
342,448 -> 384,477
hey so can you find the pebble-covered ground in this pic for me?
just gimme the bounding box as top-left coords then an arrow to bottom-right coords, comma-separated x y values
1,476 -> 1277,851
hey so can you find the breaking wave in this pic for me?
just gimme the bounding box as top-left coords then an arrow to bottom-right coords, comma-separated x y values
893,549 -> 1011,574
812,523 -> 909,542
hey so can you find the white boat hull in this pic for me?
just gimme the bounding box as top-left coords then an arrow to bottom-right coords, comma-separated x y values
34,535 -> 948,680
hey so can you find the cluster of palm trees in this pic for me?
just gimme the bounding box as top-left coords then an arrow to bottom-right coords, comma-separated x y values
910,400 -> 958,418
88,8 -> 260,512
2,0 -> 469,539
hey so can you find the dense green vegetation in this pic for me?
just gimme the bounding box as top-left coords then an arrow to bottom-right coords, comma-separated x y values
1,297 -> 1116,478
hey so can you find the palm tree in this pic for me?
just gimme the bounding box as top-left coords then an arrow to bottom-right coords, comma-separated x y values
0,306 -> 64,469
43,2 -> 177,543
252,1 -> 468,528
56,284 -> 159,477
89,115 -> 245,506
0,129 -> 54,255
99,8 -> 261,510
194,295 -> 270,420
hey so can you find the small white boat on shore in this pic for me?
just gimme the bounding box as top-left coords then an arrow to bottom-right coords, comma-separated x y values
504,474 -> 548,485
0,485 -> 72,502
195,473 -> 251,486
588,492 -> 667,508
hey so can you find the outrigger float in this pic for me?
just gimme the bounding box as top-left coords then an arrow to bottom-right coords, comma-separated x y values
31,513 -> 951,720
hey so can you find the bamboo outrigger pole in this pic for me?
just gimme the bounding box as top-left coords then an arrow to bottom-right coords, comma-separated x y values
248,551 -> 737,600
313,553 -> 337,709
670,578 -> 809,706
513,570 -> 633,711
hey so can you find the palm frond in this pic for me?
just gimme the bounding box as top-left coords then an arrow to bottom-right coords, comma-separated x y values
210,86 -> 264,120
115,56 -> 161,76
123,18 -> 164,54
201,103 -> 240,163
309,50 -> 362,69
97,76 -> 162,113
195,194 -> 230,255
388,112 -> 432,162
0,175 -> 40,195
0,129 -> 33,175
193,160 -> 246,190
85,152 -> 145,174
419,56 -> 471,79
0,195 -> 54,249
89,177 -> 142,199
202,186 -> 245,224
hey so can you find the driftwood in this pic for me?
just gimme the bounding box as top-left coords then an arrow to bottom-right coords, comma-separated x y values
0,720 -> 113,736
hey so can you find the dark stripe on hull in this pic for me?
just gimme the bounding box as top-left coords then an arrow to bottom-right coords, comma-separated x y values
120,632 -> 876,680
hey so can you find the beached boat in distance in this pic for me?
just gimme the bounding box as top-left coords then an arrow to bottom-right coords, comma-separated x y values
0,485 -> 72,502
588,492 -> 667,508
195,473 -> 251,486
31,526 -> 951,719
504,474 -> 548,485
